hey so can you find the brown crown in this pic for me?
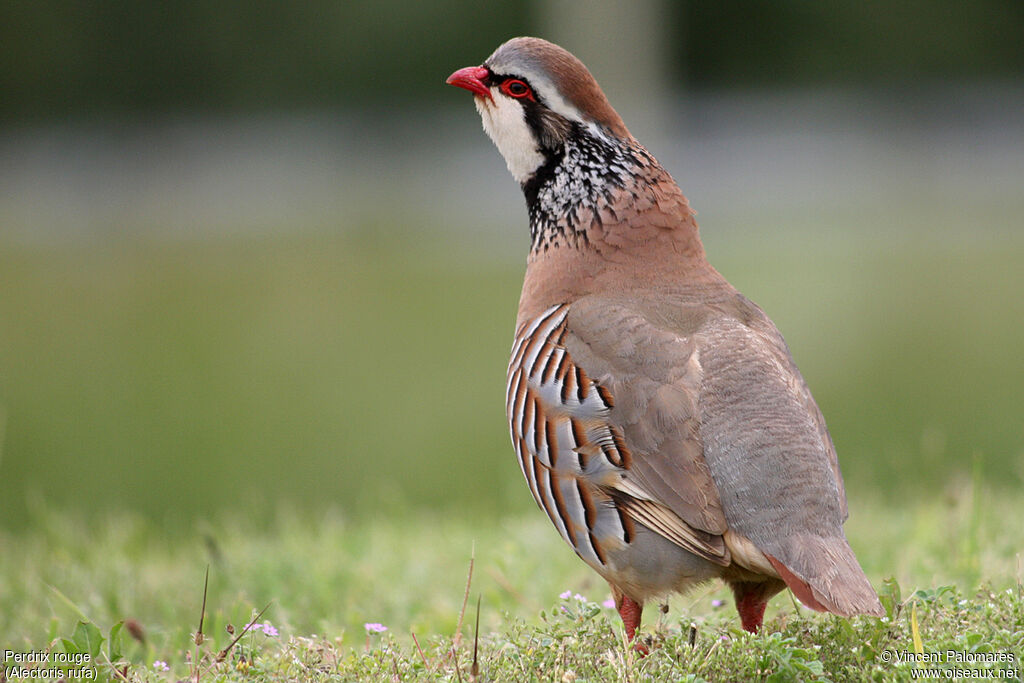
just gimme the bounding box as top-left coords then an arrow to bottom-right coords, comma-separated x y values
486,37 -> 631,140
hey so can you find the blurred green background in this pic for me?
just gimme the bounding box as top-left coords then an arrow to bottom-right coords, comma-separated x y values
1,0 -> 1022,532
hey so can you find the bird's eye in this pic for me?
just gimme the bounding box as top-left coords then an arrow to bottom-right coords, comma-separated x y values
500,79 -> 533,100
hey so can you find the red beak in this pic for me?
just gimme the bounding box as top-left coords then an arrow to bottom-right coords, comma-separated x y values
446,66 -> 492,100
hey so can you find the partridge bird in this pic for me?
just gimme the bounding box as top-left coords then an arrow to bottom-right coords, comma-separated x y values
447,37 -> 883,641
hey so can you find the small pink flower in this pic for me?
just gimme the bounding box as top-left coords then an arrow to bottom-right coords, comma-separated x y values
152,660 -> 170,672
364,622 -> 388,634
711,599 -> 725,609
559,590 -> 573,600
252,620 -> 278,637
602,598 -> 616,609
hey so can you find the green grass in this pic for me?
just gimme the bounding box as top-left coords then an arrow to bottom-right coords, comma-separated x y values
1,486 -> 1021,681
0,230 -> 527,528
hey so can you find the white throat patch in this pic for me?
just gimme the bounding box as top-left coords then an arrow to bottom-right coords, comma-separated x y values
475,90 -> 545,184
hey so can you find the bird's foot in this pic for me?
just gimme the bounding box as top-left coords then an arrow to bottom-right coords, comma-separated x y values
614,591 -> 650,655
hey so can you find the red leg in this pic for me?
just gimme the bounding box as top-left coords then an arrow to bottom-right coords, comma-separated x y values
734,589 -> 768,633
612,585 -> 648,654
618,594 -> 643,640
729,580 -> 783,633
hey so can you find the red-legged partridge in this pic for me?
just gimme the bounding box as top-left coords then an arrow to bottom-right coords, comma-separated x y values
447,37 -> 883,642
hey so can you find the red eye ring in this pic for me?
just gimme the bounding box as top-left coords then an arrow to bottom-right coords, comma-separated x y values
500,78 -> 534,100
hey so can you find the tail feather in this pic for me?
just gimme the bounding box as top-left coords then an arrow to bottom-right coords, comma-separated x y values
765,535 -> 883,617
